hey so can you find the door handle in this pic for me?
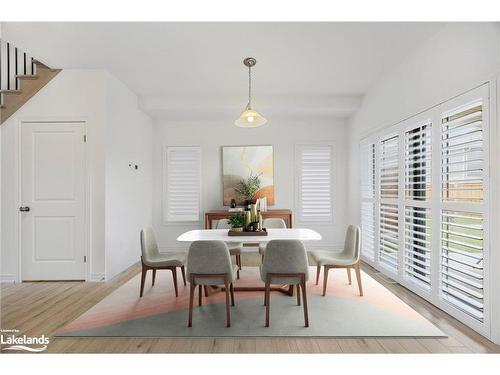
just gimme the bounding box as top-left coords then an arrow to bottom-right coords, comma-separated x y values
19,206 -> 30,212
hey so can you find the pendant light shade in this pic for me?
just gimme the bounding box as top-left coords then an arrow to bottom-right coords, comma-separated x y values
235,57 -> 267,128
235,106 -> 267,128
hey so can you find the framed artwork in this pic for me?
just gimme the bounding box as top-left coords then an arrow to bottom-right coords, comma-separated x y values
222,145 -> 275,206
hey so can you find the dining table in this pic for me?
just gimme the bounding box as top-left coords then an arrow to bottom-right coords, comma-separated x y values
177,228 -> 322,295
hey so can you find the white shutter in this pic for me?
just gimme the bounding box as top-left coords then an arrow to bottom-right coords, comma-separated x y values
441,210 -> 484,322
360,142 -> 376,261
380,135 -> 399,199
379,203 -> 398,273
164,146 -> 201,222
404,206 -> 431,289
297,144 -> 333,223
441,102 -> 484,203
405,123 -> 432,201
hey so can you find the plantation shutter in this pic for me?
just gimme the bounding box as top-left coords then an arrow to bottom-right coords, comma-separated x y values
405,123 -> 432,201
441,102 -> 484,203
165,146 -> 201,222
404,206 -> 431,289
297,144 -> 333,222
380,135 -> 399,199
441,210 -> 484,321
440,97 -> 486,323
360,142 -> 376,261
379,203 -> 399,272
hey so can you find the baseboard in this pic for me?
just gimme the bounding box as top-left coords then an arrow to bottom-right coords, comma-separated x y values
0,274 -> 17,283
89,272 -> 105,282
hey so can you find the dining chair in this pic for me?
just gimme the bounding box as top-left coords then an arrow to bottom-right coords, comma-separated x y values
214,219 -> 242,278
140,227 -> 187,298
260,239 -> 309,327
186,240 -> 238,327
310,225 -> 363,297
259,218 -> 287,261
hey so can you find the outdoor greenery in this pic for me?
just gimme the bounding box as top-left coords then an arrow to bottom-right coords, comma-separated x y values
234,172 -> 262,202
227,213 -> 245,228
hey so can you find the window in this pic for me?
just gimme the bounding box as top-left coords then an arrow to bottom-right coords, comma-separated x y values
296,144 -> 334,223
360,142 -> 376,261
378,135 -> 399,273
164,146 -> 201,222
441,101 -> 484,203
359,84 -> 489,336
404,122 -> 432,290
440,99 -> 486,322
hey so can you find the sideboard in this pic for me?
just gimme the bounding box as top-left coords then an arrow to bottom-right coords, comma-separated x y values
204,209 -> 293,229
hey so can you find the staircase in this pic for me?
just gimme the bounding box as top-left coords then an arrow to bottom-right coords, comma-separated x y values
0,39 -> 61,124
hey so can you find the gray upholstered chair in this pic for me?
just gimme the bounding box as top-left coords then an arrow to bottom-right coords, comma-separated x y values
260,240 -> 309,327
310,225 -> 363,297
258,218 -> 287,261
214,219 -> 243,278
140,227 -> 186,298
186,240 -> 238,327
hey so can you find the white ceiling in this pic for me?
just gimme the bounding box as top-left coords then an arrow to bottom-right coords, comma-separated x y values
2,22 -> 445,118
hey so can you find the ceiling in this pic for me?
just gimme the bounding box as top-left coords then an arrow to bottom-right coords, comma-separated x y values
2,22 -> 445,119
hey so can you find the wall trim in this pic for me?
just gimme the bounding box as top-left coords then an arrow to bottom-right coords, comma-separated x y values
0,274 -> 17,283
90,273 -> 105,282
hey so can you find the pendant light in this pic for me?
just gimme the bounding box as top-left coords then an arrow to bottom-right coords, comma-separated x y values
235,57 -> 267,128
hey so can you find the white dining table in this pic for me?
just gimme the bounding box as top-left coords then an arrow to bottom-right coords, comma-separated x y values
176,228 -> 322,243
176,228 -> 322,295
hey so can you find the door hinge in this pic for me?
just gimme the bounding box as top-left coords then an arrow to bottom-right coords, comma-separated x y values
83,135 -> 87,143
84,256 -> 87,263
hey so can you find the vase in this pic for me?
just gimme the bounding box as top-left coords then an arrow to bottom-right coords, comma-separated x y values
250,204 -> 258,223
232,227 -> 243,232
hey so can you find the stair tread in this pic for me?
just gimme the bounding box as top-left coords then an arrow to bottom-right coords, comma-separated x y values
16,74 -> 39,80
0,90 -> 22,95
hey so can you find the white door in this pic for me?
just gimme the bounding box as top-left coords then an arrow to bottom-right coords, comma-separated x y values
21,122 -> 86,280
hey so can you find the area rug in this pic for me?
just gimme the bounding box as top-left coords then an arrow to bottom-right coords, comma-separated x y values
56,267 -> 444,337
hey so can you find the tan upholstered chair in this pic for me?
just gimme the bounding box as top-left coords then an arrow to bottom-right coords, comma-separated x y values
140,227 -> 186,297
258,218 -> 287,261
186,240 -> 238,327
310,225 -> 363,296
260,240 -> 309,327
214,219 -> 243,278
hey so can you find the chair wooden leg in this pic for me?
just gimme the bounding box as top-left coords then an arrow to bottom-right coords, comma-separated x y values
237,268 -> 240,280
230,283 -> 235,306
296,284 -> 301,306
152,269 -> 157,286
316,265 -> 321,285
188,282 -> 195,327
237,255 -> 242,270
181,265 -> 186,286
301,279 -> 309,327
265,279 -> 271,327
139,264 -> 147,298
171,267 -> 178,297
354,261 -> 363,296
198,284 -> 202,306
224,278 -> 231,327
346,267 -> 352,285
322,266 -> 330,296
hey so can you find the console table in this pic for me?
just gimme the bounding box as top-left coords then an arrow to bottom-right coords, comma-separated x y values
204,209 -> 293,229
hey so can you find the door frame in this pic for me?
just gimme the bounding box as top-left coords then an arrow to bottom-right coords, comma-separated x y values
17,117 -> 90,282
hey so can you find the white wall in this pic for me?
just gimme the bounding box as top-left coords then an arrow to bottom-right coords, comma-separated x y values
347,22 -> 500,343
0,69 -> 153,282
152,118 -> 349,252
104,73 -> 153,280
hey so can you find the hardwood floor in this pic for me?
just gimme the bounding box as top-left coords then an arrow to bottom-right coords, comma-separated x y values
1,254 -> 499,353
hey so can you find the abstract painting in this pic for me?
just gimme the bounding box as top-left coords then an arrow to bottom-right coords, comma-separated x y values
222,145 -> 274,206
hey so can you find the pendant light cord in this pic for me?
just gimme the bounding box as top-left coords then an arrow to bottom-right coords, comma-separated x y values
248,65 -> 252,108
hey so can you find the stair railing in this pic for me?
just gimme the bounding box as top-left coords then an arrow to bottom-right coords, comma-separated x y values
0,38 -> 36,92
